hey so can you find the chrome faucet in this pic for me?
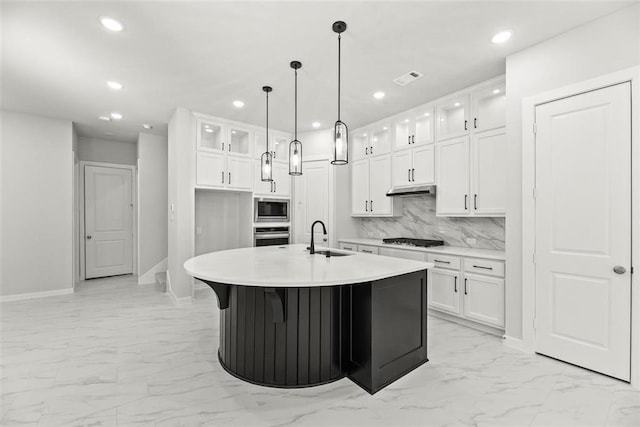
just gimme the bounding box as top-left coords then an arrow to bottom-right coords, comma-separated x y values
309,220 -> 327,254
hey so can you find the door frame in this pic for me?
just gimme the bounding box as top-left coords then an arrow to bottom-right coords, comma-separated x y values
522,66 -> 640,388
79,161 -> 137,281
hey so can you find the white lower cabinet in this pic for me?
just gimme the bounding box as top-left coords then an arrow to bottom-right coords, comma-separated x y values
427,253 -> 505,329
357,244 -> 379,255
462,273 -> 505,327
427,268 -> 461,315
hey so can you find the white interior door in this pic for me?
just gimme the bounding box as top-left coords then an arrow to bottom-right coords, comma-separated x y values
534,82 -> 631,381
85,165 -> 133,279
294,160 -> 329,247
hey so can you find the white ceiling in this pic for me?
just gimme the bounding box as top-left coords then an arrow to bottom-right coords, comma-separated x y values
2,1 -> 634,143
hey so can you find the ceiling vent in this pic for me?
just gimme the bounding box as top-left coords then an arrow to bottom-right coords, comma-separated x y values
393,70 -> 423,86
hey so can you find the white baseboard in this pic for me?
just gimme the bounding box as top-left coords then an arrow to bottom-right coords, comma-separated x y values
138,257 -> 167,285
0,288 -> 74,303
166,270 -> 192,305
428,308 -> 505,337
502,335 -> 531,353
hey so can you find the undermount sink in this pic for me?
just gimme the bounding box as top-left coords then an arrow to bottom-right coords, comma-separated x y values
314,250 -> 352,257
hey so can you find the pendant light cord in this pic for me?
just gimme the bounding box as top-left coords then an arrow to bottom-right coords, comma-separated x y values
265,91 -> 269,152
337,33 -> 341,121
294,68 -> 298,140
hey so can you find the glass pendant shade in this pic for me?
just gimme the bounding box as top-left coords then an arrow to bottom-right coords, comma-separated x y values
332,120 -> 348,165
261,151 -> 273,181
289,139 -> 302,175
261,85 -> 273,182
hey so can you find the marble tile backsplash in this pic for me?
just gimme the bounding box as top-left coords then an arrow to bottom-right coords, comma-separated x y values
358,196 -> 505,250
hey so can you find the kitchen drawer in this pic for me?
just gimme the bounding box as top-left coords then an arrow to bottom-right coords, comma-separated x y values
339,242 -> 357,252
463,258 -> 505,277
379,247 -> 427,261
427,253 -> 461,270
357,245 -> 379,255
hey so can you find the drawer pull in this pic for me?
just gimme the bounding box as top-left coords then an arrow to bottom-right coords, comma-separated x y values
472,265 -> 493,270
434,259 -> 450,264
362,250 -> 373,254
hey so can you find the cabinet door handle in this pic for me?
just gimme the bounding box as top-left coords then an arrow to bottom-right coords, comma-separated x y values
474,118 -> 477,129
228,172 -> 231,185
274,181 -> 276,193
434,259 -> 450,264
370,146 -> 373,155
370,200 -> 373,212
472,265 -> 493,270
366,147 -> 368,155
408,169 -> 411,182
408,136 -> 411,145
474,194 -> 478,210
412,135 -> 415,144
412,168 -> 415,182
221,171 -> 224,184
464,194 -> 468,210
464,278 -> 468,295
365,201 -> 368,212
229,144 -> 231,152
454,276 -> 458,293
222,142 -> 225,151
464,120 -> 468,131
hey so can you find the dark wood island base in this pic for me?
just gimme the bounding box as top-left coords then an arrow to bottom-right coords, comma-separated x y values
198,270 -> 428,394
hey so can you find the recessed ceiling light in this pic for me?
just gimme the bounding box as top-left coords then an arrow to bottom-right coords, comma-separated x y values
373,91 -> 385,100
97,116 -> 111,121
99,16 -> 123,32
404,119 -> 409,123
424,112 -> 430,117
492,30 -> 512,44
107,81 -> 123,90
233,100 -> 244,108
363,133 -> 367,136
493,89 -> 501,94
312,122 -> 321,128
204,128 -> 213,133
142,124 -> 153,129
110,112 -> 123,120
382,127 -> 388,130
454,102 -> 461,107
231,130 -> 236,134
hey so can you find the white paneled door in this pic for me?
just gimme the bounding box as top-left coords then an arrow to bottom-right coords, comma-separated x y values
534,82 -> 631,381
85,165 -> 133,279
295,160 -> 329,247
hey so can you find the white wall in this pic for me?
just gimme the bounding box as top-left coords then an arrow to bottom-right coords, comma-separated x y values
1,111 -> 73,297
77,137 -> 137,165
167,107 -> 195,301
72,125 -> 80,286
137,132 -> 168,283
505,4 -> 640,339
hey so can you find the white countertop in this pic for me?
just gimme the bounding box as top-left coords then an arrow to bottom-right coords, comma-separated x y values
184,244 -> 433,288
339,238 -> 505,261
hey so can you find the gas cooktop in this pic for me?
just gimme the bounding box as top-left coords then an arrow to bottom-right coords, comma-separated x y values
382,238 -> 445,248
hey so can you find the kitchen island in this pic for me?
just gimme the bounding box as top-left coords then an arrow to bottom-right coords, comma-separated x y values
184,244 -> 433,394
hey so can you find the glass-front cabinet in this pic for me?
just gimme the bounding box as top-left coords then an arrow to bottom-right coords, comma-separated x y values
228,125 -> 251,157
393,106 -> 434,149
369,122 -> 391,156
197,120 -> 225,152
254,131 -> 288,162
471,80 -> 506,133
352,129 -> 370,161
436,95 -> 470,141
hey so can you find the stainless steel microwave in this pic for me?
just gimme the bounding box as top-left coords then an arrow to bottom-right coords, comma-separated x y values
254,198 -> 290,223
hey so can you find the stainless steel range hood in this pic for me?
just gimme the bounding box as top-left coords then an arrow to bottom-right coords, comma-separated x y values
386,185 -> 436,197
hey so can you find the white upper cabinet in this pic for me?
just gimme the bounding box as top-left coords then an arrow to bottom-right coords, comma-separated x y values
351,155 -> 399,217
436,95 -> 470,141
370,122 -> 392,156
254,131 -> 289,162
228,125 -> 252,157
436,136 -> 470,215
197,119 -> 225,152
394,106 -> 435,149
391,144 -> 435,188
253,161 -> 290,197
471,128 -> 506,215
352,129 -> 370,161
226,156 -> 253,191
471,79 -> 506,133
196,152 -> 226,188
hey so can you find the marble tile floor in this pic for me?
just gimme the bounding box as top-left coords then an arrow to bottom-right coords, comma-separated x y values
1,275 -> 639,427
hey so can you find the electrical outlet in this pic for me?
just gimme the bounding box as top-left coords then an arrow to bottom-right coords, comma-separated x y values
367,231 -> 374,238
466,237 -> 477,245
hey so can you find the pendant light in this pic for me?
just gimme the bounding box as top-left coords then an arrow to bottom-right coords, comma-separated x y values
331,20 -> 348,165
289,61 -> 303,176
261,86 -> 273,182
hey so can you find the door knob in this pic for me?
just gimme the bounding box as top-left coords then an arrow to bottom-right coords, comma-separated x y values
613,266 -> 626,274
86,235 -> 92,240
